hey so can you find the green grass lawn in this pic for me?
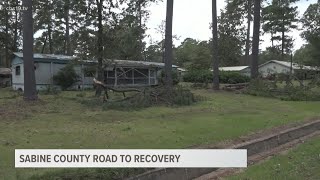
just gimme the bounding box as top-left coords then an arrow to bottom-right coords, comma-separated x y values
0,88 -> 320,179
228,136 -> 320,180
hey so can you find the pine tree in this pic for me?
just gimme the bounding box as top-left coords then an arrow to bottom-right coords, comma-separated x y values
251,0 -> 261,78
164,0 -> 174,88
212,0 -> 219,90
23,0 -> 38,101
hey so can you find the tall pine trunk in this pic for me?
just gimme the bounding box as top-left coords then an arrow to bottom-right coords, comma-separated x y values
245,0 -> 252,66
212,0 -> 219,90
48,22 -> 53,54
95,0 -> 104,97
251,0 -> 261,79
12,0 -> 19,53
64,0 -> 71,55
164,0 -> 174,88
281,18 -> 285,61
4,4 -> 10,68
23,0 -> 38,101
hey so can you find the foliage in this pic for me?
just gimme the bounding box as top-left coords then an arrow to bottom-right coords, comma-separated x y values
159,70 -> 180,85
183,69 -> 212,84
53,64 -> 79,90
219,71 -> 250,84
183,69 -> 250,84
262,0 -> 299,57
293,44 -> 319,66
175,38 -> 211,70
217,1 -> 247,66
300,3 -> 320,66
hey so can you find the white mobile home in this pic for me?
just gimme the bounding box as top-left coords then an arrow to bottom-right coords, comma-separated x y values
12,53 -> 95,91
12,53 -> 178,91
219,66 -> 251,77
259,60 -> 320,79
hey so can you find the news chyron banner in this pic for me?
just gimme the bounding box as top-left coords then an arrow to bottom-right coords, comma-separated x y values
15,149 -> 247,168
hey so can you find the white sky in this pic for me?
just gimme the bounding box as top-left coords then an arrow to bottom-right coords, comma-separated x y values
145,0 -> 318,52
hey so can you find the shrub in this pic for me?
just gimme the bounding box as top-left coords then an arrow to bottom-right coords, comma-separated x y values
219,71 -> 250,84
183,69 -> 212,84
183,69 -> 250,84
159,70 -> 180,85
53,64 -> 79,90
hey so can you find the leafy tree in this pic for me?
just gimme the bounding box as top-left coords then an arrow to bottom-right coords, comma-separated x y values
145,42 -> 163,62
259,46 -> 285,64
0,0 -> 22,67
293,44 -> 319,66
175,38 -> 211,70
217,1 -> 247,66
300,3 -> 320,66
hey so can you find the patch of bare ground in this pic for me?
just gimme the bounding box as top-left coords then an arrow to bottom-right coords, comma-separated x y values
0,99 -> 47,121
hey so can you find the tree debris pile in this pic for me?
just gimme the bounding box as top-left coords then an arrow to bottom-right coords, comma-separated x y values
93,79 -> 196,110
245,76 -> 320,101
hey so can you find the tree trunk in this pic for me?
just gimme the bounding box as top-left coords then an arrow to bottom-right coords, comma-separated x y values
41,35 -> 48,53
281,19 -> 285,61
164,0 -> 174,88
23,0 -> 38,101
245,0 -> 252,66
12,0 -> 19,53
4,4 -> 10,68
212,0 -> 219,90
48,22 -> 53,54
64,0 -> 71,55
251,0 -> 261,79
137,0 -> 145,61
95,0 -> 104,97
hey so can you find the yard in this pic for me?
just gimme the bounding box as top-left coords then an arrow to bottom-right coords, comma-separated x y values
0,87 -> 320,179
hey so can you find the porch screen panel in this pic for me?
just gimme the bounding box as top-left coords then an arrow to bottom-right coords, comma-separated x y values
105,70 -> 115,85
133,68 -> 149,85
117,68 -> 133,85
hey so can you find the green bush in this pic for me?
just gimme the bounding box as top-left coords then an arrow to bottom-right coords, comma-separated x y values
183,69 -> 212,84
159,70 -> 180,85
183,69 -> 250,84
53,64 -> 79,90
219,71 -> 250,84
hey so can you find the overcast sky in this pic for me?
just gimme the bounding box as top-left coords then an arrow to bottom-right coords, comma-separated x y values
145,0 -> 318,52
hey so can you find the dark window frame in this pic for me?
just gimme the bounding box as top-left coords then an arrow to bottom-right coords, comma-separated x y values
16,66 -> 21,76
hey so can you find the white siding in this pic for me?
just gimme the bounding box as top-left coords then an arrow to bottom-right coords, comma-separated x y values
35,63 -> 52,85
259,62 -> 292,77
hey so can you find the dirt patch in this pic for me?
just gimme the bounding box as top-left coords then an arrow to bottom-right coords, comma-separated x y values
0,99 -> 47,121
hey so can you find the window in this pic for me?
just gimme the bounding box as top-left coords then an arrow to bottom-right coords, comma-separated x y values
16,66 -> 21,76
